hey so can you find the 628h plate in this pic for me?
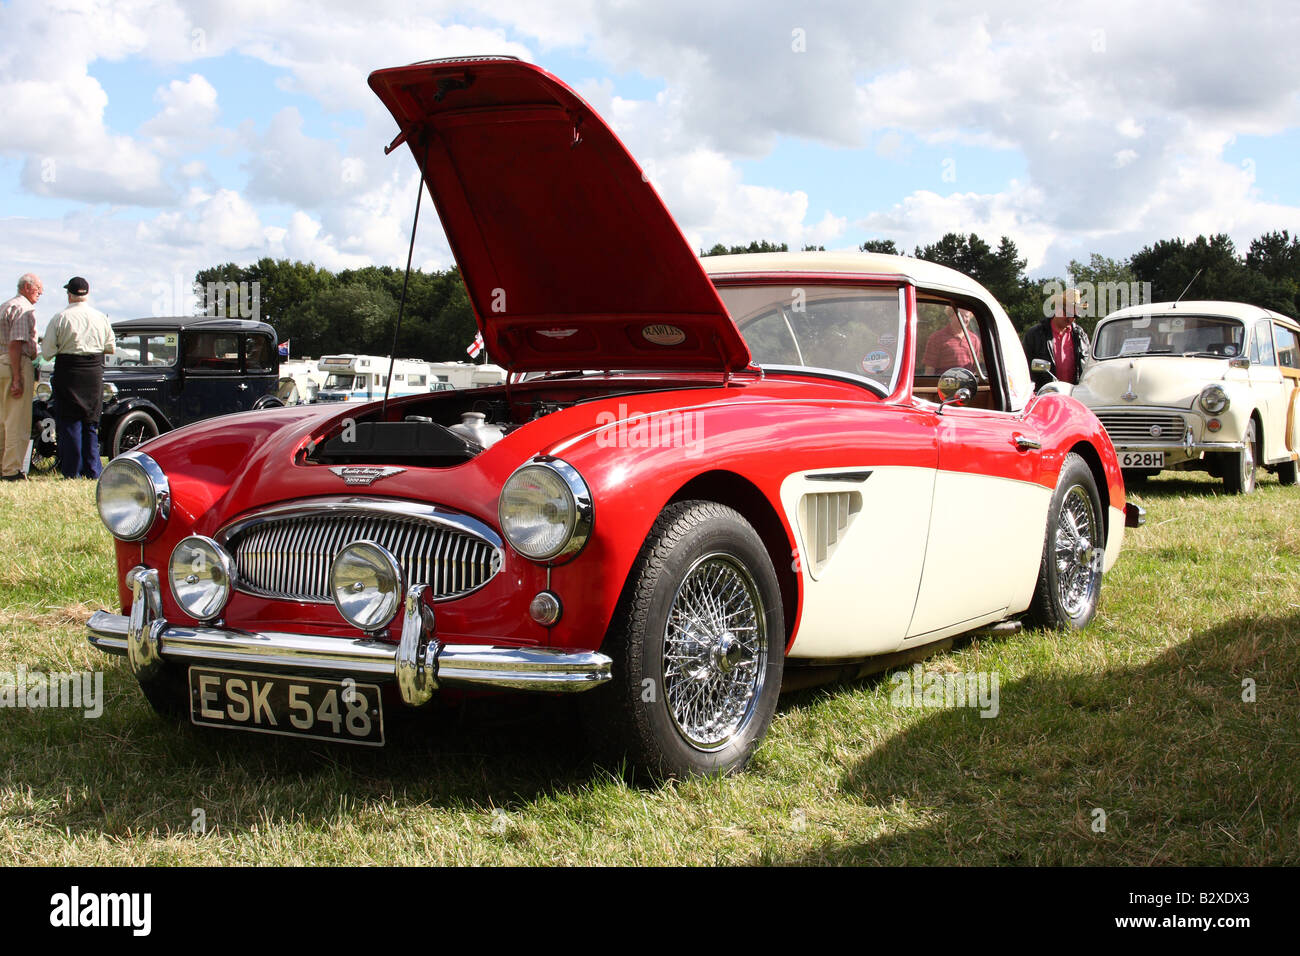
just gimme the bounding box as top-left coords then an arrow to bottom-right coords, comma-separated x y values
1120,451 -> 1164,469
189,667 -> 384,746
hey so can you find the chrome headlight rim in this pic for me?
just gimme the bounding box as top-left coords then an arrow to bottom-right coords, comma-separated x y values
329,540 -> 404,634
95,451 -> 170,542
101,382 -> 119,405
1199,384 -> 1230,415
168,535 -> 235,622
498,457 -> 594,564
34,381 -> 52,402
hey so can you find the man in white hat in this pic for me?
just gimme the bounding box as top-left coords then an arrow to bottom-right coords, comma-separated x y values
0,273 -> 43,480
41,276 -> 115,479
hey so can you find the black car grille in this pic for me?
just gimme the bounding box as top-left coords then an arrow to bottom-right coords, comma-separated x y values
228,511 -> 502,602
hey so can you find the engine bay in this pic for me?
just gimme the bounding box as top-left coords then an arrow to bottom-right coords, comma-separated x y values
305,376 -> 716,467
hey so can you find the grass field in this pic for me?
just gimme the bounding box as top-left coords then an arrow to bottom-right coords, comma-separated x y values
1,470 -> 1297,865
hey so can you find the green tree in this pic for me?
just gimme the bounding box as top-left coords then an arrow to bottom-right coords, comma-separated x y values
700,240 -> 789,257
860,239 -> 899,255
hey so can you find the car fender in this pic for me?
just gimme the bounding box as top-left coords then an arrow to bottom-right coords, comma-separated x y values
102,398 -> 173,436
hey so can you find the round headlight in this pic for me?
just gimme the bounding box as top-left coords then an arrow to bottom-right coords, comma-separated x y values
102,382 -> 119,405
1199,385 -> 1230,414
498,460 -> 593,562
330,541 -> 403,633
169,536 -> 234,621
96,453 -> 169,541
34,381 -> 52,402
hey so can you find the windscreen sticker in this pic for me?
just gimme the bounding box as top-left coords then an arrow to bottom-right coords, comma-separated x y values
861,350 -> 892,374
1118,337 -> 1150,356
163,334 -> 178,346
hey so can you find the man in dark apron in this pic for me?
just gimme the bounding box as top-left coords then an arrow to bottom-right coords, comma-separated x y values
40,277 -> 115,479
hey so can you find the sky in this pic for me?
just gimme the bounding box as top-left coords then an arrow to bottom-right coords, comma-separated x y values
2,0 -> 1298,327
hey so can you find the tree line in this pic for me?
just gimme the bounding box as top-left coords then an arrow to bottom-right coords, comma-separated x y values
197,230 -> 1300,359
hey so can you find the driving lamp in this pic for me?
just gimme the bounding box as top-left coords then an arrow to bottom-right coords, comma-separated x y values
330,541 -> 403,633
169,535 -> 234,621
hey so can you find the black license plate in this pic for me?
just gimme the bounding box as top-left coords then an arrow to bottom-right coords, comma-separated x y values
188,667 -> 384,746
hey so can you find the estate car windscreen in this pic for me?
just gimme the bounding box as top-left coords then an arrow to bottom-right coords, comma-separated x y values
1093,315 -> 1246,360
715,285 -> 906,394
105,332 -> 179,368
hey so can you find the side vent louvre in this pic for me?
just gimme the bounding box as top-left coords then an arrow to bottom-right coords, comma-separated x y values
798,491 -> 863,577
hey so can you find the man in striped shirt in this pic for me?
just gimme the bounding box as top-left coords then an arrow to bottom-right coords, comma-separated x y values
1,273 -> 43,480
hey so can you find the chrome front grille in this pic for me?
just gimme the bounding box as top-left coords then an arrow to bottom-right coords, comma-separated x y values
1096,411 -> 1189,444
224,502 -> 503,603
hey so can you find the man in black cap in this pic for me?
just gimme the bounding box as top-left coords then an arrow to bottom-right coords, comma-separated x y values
40,277 -> 115,479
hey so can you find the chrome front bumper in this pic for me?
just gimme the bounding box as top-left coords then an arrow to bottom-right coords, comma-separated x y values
1114,439 -> 1246,466
88,567 -> 612,706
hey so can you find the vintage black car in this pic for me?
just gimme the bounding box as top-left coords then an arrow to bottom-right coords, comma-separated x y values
99,316 -> 283,458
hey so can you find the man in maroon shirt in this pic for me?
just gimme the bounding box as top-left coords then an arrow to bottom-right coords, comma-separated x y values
1024,288 -> 1089,390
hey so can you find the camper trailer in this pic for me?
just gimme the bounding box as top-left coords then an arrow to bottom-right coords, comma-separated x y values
427,361 -> 508,390
315,354 -> 435,403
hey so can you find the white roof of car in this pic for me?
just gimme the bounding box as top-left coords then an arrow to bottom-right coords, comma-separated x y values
1102,300 -> 1298,327
701,251 -> 1005,313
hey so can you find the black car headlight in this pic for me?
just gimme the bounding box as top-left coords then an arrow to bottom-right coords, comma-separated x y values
169,535 -> 235,621
96,452 -> 169,541
498,459 -> 593,562
1199,385 -> 1230,415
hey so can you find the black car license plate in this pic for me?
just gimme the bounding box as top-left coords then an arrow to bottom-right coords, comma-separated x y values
189,667 -> 384,746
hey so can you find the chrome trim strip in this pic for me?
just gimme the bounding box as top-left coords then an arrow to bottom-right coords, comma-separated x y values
217,496 -> 503,546
87,602 -> 612,699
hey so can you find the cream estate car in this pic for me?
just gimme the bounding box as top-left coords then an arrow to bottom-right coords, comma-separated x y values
1071,300 -> 1300,494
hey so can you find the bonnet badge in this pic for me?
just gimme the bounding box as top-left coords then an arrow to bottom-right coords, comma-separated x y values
330,466 -> 406,486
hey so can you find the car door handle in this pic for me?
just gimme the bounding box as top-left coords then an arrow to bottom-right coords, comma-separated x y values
237,383 -> 248,390
1013,434 -> 1041,450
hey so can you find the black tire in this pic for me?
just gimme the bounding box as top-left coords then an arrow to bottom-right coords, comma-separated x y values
1276,456 -> 1299,486
582,500 -> 785,779
1025,453 -> 1104,630
112,410 -> 159,459
1222,418 -> 1258,495
29,415 -> 58,473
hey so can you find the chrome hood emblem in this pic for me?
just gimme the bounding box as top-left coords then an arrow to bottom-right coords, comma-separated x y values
330,466 -> 406,486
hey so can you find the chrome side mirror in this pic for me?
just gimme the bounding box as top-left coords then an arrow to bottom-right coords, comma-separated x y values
1229,357 -> 1250,370
936,367 -> 977,413
1030,357 -> 1054,378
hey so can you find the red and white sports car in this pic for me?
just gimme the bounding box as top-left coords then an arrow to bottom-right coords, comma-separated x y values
87,57 -> 1136,776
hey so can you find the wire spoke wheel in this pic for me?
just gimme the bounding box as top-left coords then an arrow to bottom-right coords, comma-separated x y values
1053,485 -> 1100,618
662,552 -> 768,751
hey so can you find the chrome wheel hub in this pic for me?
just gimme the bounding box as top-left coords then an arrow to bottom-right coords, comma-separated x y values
1054,485 -> 1100,619
662,553 -> 767,751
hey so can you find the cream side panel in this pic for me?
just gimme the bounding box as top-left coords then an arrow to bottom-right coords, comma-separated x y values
908,471 -> 1051,637
781,466 -> 936,659
1103,506 -> 1126,573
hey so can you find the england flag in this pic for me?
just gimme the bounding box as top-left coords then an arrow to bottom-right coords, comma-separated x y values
466,331 -> 485,359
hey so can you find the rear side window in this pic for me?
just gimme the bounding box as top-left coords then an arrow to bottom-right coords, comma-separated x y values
244,335 -> 274,373
1274,324 -> 1300,369
183,332 -> 241,371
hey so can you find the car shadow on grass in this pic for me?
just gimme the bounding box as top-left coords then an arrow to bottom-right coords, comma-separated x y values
756,612 -> 1300,865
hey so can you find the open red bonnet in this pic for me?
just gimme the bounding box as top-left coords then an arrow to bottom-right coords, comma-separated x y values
368,56 -> 752,373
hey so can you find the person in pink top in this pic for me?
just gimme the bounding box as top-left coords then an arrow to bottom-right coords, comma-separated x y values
1024,288 -> 1089,390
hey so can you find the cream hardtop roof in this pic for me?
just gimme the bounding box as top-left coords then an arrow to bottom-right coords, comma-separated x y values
1101,300 -> 1298,328
700,251 -> 1008,316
